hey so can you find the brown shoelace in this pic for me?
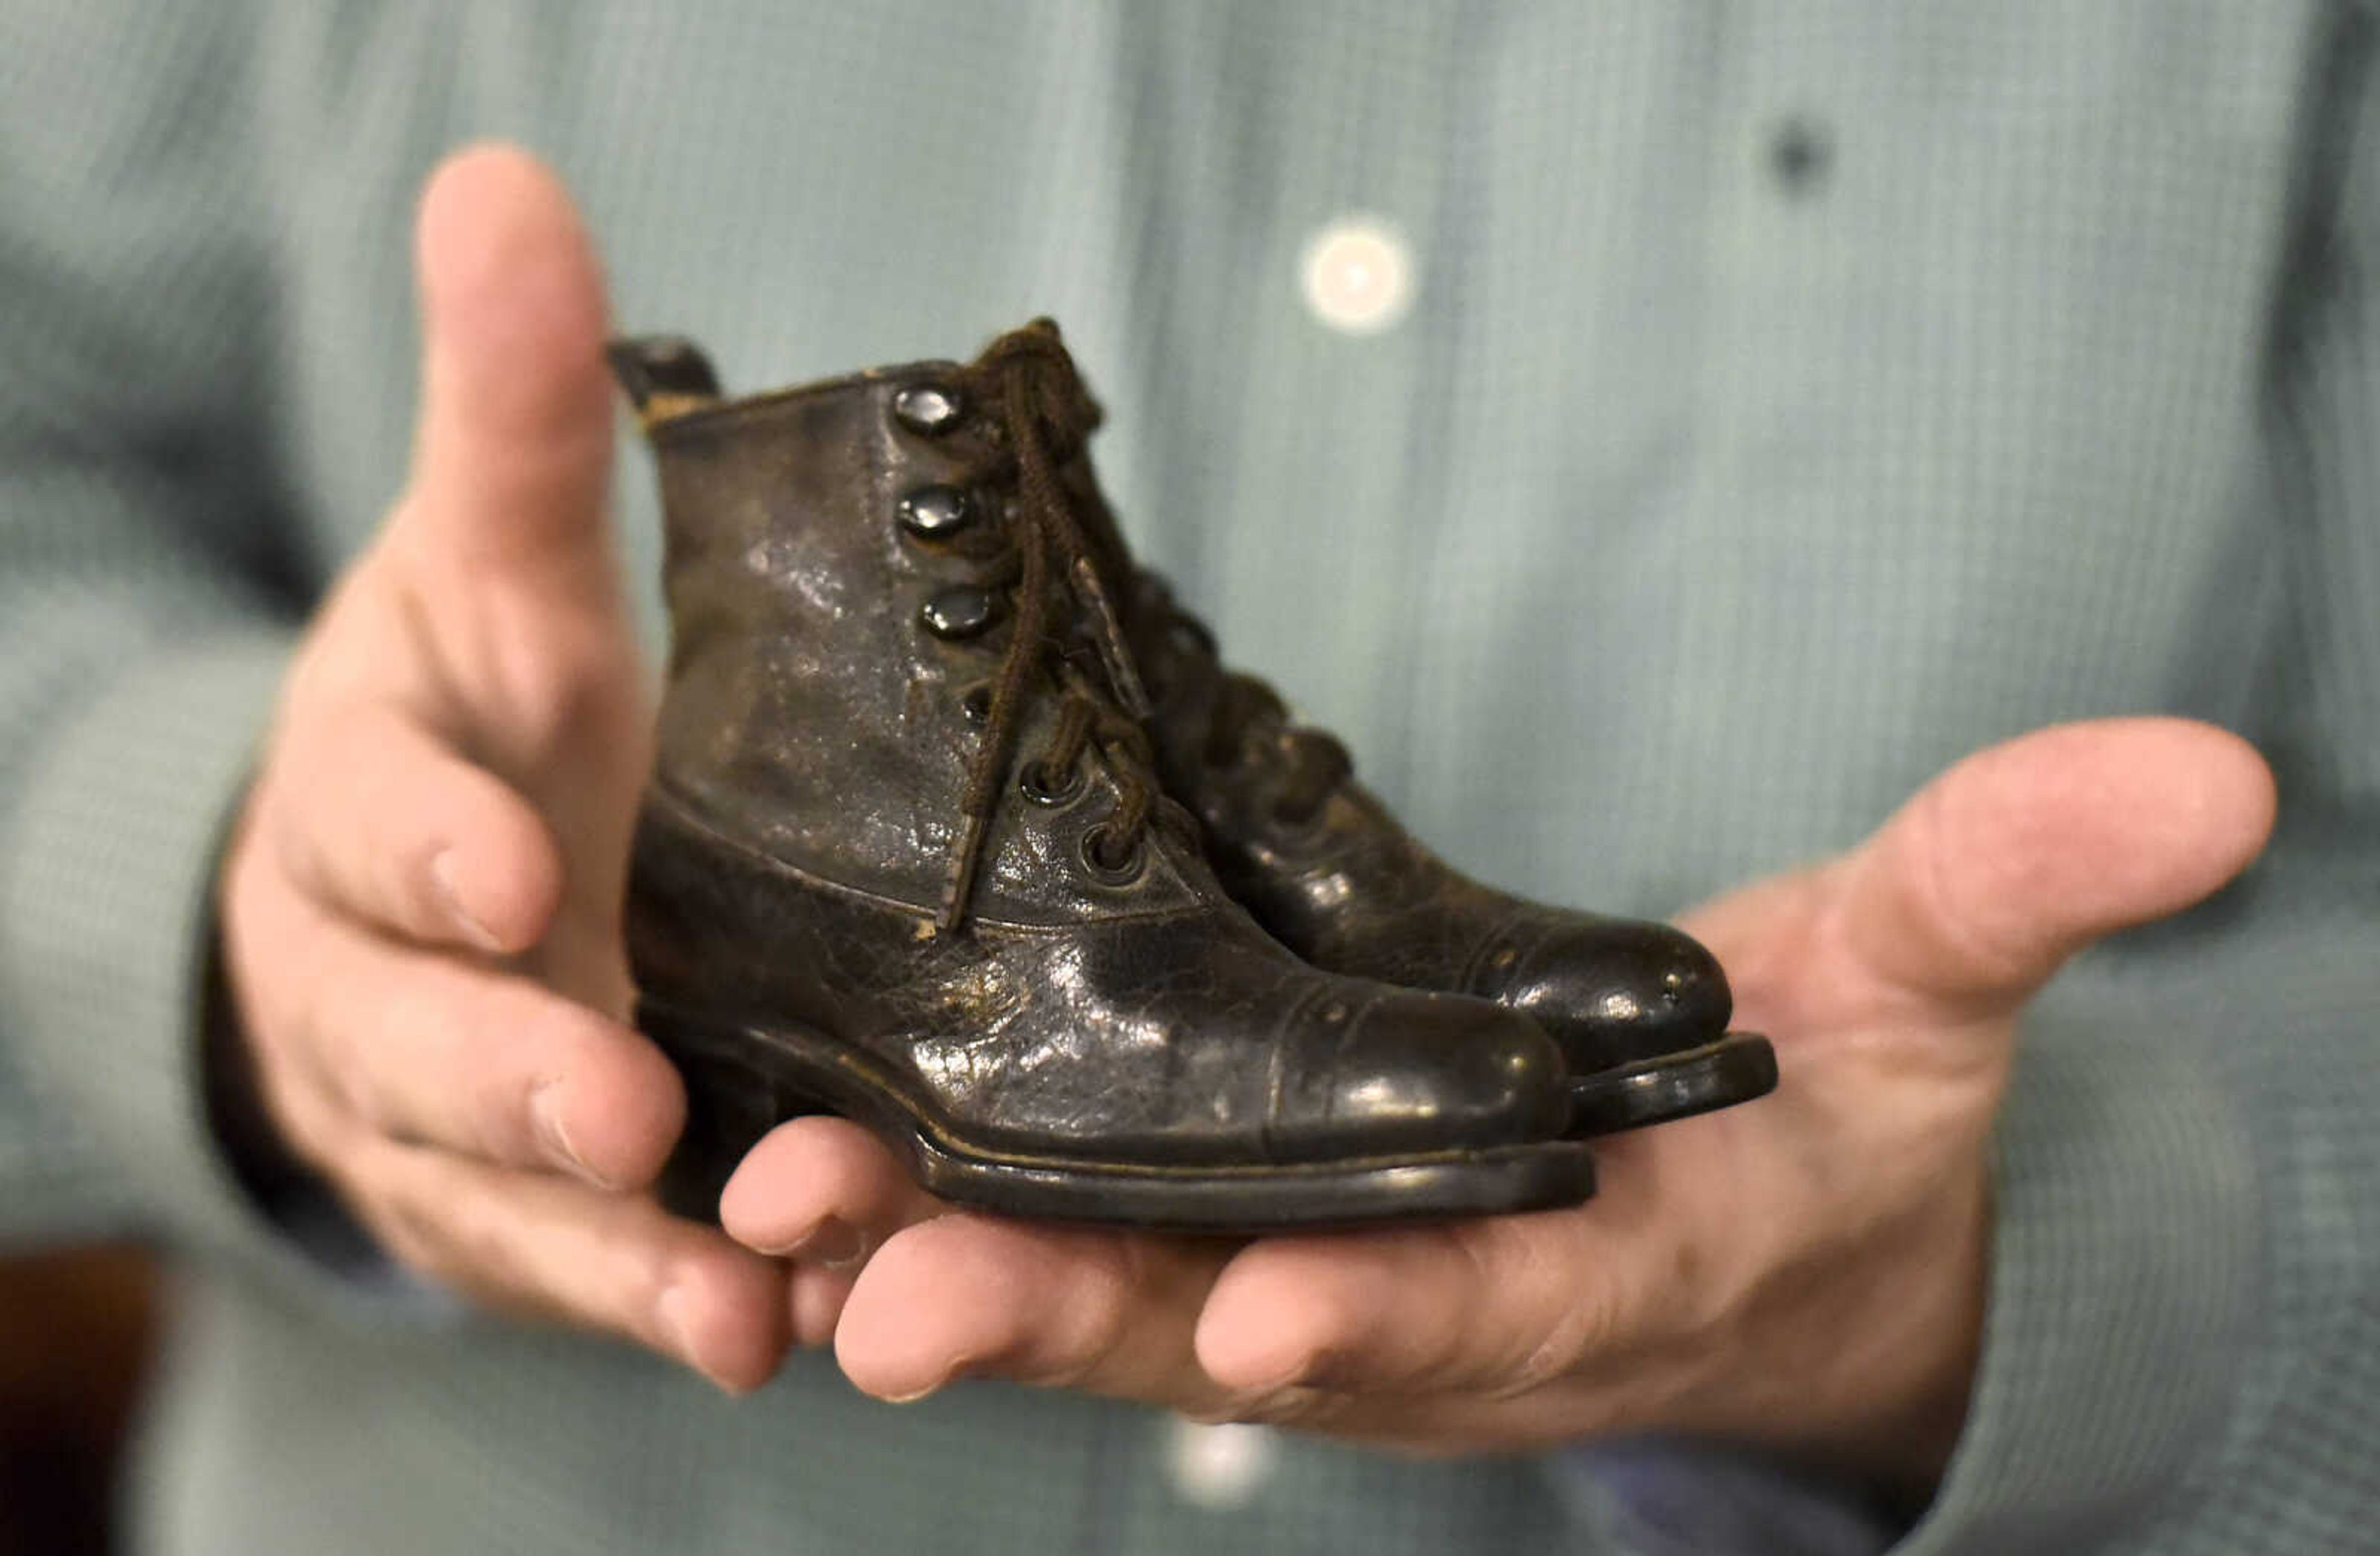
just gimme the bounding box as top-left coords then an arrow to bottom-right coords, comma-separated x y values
1133,578 -> 1354,825
936,321 -> 1178,929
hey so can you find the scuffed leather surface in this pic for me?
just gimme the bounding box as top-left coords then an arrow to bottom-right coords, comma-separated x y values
1160,759 -> 1732,1071
632,790 -> 1566,1162
1061,468 -> 1735,1072
625,349 -> 1572,1165
648,365 -> 1205,928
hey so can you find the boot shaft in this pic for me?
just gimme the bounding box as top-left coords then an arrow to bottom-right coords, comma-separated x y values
617,340 -> 1205,927
605,328 -> 1595,1224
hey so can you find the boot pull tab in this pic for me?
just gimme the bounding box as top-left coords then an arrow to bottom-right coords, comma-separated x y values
606,336 -> 722,427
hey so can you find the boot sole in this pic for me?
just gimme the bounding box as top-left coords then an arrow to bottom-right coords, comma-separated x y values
1567,1033 -> 1778,1136
640,1002 -> 1595,1233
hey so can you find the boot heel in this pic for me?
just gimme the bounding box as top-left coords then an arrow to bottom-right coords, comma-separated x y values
640,1003 -> 830,1224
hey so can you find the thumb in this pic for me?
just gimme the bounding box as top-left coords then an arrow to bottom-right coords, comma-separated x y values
1835,717 -> 2276,1015
400,143 -> 615,572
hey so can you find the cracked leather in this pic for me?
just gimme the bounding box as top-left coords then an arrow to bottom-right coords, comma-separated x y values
1046,404 -> 1739,1076
615,342 -> 1575,1181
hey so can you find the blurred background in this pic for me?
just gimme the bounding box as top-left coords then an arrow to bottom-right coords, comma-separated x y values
0,1247 -> 157,1555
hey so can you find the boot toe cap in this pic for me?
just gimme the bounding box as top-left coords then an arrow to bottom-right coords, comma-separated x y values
1492,919 -> 1734,1070
1272,989 -> 1571,1158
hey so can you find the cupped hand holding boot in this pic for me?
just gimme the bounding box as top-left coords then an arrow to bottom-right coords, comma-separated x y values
725,718 -> 2274,1483
213,144 -> 2280,1471
214,146 -> 788,1390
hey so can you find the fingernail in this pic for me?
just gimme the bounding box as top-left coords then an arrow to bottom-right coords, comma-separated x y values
786,1218 -> 866,1268
879,1356 -> 971,1405
531,1082 -> 610,1187
430,848 -> 505,951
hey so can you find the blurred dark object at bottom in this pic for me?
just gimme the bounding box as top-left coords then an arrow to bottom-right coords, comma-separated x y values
0,1245 -> 160,1556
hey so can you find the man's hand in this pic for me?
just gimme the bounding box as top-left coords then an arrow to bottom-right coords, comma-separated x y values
217,146 -> 786,1390
717,718 -> 2273,1479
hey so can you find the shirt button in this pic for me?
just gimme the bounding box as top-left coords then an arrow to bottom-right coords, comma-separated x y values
1165,1418 -> 1277,1510
1299,216 -> 1416,335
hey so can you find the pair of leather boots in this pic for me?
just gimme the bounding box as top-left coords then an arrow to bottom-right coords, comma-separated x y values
609,321 -> 1773,1232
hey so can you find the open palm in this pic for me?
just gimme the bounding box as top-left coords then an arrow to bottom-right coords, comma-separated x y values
720,717 -> 2273,1486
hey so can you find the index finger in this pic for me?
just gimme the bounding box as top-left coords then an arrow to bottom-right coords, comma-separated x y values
270,700 -> 562,953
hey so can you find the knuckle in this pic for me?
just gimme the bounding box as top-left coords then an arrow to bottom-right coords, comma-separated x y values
603,1241 -> 680,1331
485,1007 -> 596,1112
313,980 -> 447,1146
337,1147 -> 444,1267
1901,785 -> 2039,990
1463,1221 -> 1606,1395
1499,1298 -> 1607,1397
258,1065 -> 345,1169
246,958 -> 354,1128
275,953 -> 339,1064
526,998 -> 617,1068
333,1066 -> 406,1143
430,1179 -> 531,1296
351,1196 -> 440,1277
296,1039 -> 393,1146
1496,1312 -> 1597,1399
1054,1244 -> 1142,1369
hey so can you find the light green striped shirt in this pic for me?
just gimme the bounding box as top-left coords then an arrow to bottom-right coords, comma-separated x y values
1,4 -> 2374,1552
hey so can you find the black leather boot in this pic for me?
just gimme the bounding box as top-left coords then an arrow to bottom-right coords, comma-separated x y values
607,327 -> 1590,1230
1015,343 -> 1778,1136
1122,576 -> 1778,1134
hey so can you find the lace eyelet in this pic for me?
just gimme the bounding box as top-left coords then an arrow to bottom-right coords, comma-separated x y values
1268,798 -> 1328,836
1019,759 -> 1088,807
920,586 -> 1005,641
958,684 -> 993,725
1078,823 -> 1146,885
897,485 -> 975,540
891,382 -> 964,435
